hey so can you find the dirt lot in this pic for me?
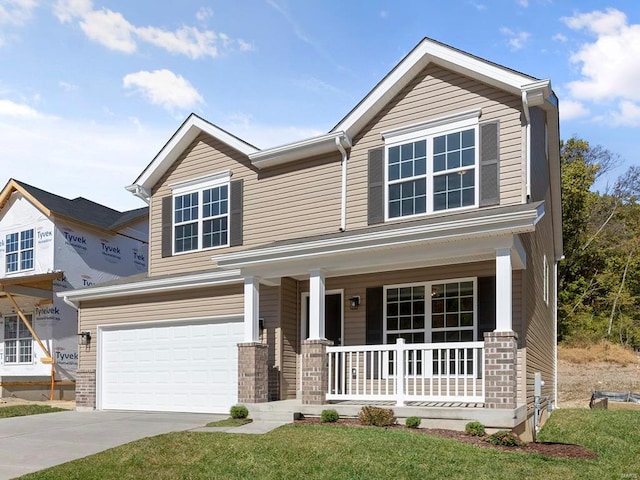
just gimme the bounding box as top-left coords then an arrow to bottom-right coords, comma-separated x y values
558,347 -> 640,408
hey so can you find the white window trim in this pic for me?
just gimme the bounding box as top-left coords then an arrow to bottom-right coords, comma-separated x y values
384,117 -> 480,222
5,229 -> 35,274
171,173 -> 231,255
3,314 -> 34,365
383,277 -> 478,344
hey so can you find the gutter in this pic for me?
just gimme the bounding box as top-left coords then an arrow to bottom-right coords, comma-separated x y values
62,295 -> 78,310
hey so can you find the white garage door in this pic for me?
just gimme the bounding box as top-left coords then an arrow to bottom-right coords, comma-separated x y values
99,319 -> 243,413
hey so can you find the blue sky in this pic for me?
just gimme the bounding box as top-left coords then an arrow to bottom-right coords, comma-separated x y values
1,1 -> 638,210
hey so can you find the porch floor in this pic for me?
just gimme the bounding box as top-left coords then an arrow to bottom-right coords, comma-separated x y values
328,400 -> 485,408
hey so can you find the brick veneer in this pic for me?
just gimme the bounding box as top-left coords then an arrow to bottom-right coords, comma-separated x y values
484,331 -> 518,409
301,339 -> 332,405
237,342 -> 269,404
76,369 -> 96,409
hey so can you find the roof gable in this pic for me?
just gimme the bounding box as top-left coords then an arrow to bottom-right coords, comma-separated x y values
0,179 -> 147,232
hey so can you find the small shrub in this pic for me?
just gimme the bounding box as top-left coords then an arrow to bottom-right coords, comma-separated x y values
485,430 -> 523,447
320,409 -> 339,423
358,406 -> 396,427
405,416 -> 421,429
230,405 -> 249,419
465,421 -> 485,436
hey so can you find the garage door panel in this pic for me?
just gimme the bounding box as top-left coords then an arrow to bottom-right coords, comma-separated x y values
100,320 -> 242,413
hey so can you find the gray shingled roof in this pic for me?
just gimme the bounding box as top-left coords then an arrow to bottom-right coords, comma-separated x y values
12,179 -> 147,232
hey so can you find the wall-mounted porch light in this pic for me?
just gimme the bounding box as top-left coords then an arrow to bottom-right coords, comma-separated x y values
349,296 -> 361,310
77,331 -> 91,346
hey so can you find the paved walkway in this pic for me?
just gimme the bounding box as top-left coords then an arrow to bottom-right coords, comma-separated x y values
0,410 -> 288,479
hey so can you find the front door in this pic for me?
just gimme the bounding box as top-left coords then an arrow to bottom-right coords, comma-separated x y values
304,292 -> 343,346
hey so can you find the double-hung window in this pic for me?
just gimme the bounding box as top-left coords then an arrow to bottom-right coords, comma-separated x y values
5,229 -> 34,273
384,112 -> 479,220
172,174 -> 230,254
384,278 -> 477,376
3,314 -> 33,364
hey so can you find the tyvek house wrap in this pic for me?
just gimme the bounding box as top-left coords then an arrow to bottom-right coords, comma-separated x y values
0,193 -> 147,382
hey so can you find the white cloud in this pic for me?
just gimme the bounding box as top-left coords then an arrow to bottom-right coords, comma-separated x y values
611,100 -> 640,127
53,0 -> 251,58
59,81 -> 78,91
123,69 -> 204,112
136,25 -> 218,59
562,9 -> 640,103
500,27 -> 531,50
517,0 -> 528,7
0,114 -> 167,210
552,33 -> 567,42
80,8 -> 136,53
379,10 -> 389,19
468,1 -> 486,11
195,7 -> 213,23
53,0 -> 91,23
0,99 -> 54,119
559,100 -> 589,121
0,0 -> 37,25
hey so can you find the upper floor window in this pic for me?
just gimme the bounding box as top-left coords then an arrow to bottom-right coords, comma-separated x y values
5,229 -> 34,273
384,114 -> 479,220
4,314 -> 33,364
174,182 -> 229,254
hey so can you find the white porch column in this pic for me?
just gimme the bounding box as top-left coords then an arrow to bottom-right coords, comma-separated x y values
309,268 -> 325,340
243,276 -> 260,342
495,248 -> 513,332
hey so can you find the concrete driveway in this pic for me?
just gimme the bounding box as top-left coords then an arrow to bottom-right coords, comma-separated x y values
0,410 -> 220,479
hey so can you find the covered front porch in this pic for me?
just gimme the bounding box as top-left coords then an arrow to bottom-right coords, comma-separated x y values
215,203 -> 542,413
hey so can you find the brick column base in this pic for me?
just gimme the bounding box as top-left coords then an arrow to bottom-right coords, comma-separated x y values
76,369 -> 96,409
237,342 -> 269,404
301,339 -> 332,405
484,331 -> 518,409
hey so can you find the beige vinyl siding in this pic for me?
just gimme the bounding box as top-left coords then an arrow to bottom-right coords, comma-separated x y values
300,261 -> 524,346
148,135 -> 343,276
346,64 -> 524,230
520,189 -> 556,407
259,286 -> 280,400
280,277 -> 299,399
77,284 -> 243,372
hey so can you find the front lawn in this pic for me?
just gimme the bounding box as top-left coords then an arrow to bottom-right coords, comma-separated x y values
20,409 -> 640,480
0,404 -> 68,419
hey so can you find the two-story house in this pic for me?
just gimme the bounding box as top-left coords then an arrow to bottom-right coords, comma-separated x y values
61,38 -> 561,438
0,179 -> 148,400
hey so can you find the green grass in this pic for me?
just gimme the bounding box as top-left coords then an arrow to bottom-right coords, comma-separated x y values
0,404 -> 68,419
19,409 -> 640,480
205,418 -> 253,427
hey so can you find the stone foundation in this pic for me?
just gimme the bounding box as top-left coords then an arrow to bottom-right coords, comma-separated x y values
484,331 -> 518,409
75,369 -> 96,409
237,342 -> 269,404
301,339 -> 332,405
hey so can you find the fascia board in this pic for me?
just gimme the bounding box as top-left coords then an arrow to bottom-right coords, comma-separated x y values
216,205 -> 544,268
57,269 -> 243,302
130,115 -> 259,192
249,132 -> 349,169
334,39 -> 537,139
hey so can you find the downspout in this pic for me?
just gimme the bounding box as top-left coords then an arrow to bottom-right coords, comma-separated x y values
553,254 -> 564,408
521,91 -> 531,201
62,295 -> 78,311
335,135 -> 352,232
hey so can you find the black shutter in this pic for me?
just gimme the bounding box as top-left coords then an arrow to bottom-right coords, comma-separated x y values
366,286 -> 384,380
161,196 -> 173,258
229,179 -> 243,247
479,121 -> 500,206
477,276 -> 496,337
367,148 -> 385,225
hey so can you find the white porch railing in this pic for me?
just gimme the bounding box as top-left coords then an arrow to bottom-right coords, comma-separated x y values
326,339 -> 485,404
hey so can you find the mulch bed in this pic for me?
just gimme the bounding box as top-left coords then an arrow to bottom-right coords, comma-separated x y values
293,417 -> 597,459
